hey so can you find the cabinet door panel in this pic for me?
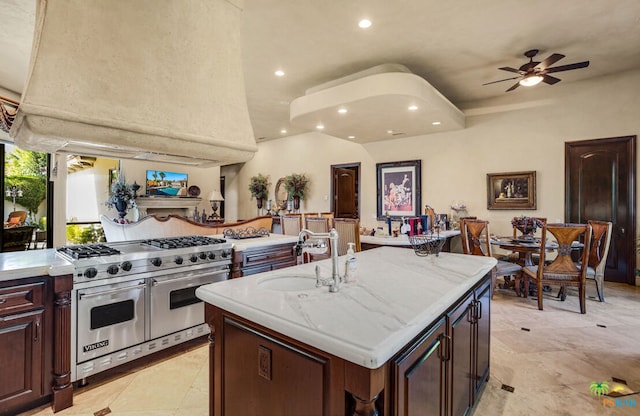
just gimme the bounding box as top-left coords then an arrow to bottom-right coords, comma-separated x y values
448,293 -> 473,416
393,317 -> 446,416
474,281 -> 491,397
0,310 -> 43,411
222,319 -> 328,416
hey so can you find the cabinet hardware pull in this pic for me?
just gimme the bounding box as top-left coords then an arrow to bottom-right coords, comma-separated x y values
476,300 -> 482,320
441,334 -> 451,361
0,297 -> 6,304
35,319 -> 40,342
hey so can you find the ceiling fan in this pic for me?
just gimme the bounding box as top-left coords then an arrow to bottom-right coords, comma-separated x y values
484,49 -> 590,92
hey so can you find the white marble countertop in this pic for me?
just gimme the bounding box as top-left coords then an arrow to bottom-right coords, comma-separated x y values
226,233 -> 298,251
196,246 -> 496,369
360,229 -> 460,246
0,249 -> 74,282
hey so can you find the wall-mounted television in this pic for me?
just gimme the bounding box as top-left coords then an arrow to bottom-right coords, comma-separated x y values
145,170 -> 188,196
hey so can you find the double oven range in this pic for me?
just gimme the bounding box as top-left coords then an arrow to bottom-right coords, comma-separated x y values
57,236 -> 232,383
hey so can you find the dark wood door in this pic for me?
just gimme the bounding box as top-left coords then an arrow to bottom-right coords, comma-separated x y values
331,164 -> 360,219
565,136 -> 636,284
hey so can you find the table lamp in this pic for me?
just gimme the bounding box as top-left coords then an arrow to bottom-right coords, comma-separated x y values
208,190 -> 224,219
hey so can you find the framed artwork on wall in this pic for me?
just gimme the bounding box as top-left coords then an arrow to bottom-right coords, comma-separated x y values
376,160 -> 422,219
487,171 -> 536,210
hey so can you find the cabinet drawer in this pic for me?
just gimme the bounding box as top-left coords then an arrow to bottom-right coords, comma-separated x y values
0,281 -> 45,315
241,246 -> 295,268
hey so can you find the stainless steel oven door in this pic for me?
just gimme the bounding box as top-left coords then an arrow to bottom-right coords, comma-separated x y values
149,266 -> 229,339
76,279 -> 146,363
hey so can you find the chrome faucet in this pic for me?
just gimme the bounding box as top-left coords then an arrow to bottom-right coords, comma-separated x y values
295,228 -> 340,292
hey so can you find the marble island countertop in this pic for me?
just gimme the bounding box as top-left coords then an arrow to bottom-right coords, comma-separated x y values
196,246 -> 496,369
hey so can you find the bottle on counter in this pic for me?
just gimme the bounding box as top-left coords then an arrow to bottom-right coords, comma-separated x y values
344,242 -> 358,283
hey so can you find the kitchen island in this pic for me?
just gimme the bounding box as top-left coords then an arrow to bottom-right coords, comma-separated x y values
196,247 -> 497,415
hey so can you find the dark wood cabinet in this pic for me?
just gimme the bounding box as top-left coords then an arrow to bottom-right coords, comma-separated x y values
392,317 -> 448,415
220,318 -> 338,416
389,278 -> 490,416
0,278 -> 48,415
448,279 -> 491,416
231,242 -> 297,278
0,274 -> 73,416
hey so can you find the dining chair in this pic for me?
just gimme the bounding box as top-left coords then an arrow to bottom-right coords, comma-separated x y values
332,218 -> 361,256
303,216 -> 331,262
585,220 -> 613,302
280,214 -> 303,236
460,219 -> 523,298
522,221 -> 592,314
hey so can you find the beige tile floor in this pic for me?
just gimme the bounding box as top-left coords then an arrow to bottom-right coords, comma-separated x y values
21,281 -> 640,416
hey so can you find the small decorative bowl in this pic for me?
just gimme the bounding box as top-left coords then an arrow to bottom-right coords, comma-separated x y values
408,234 -> 446,257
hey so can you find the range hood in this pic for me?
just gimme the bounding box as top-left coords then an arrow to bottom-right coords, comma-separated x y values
11,0 -> 257,167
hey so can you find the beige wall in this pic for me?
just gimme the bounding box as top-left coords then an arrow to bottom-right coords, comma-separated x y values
229,69 -> 640,242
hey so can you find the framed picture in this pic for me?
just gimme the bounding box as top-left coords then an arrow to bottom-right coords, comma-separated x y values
376,160 -> 422,219
487,171 -> 536,210
108,169 -> 119,191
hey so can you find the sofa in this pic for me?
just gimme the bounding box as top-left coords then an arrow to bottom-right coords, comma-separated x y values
100,215 -> 273,242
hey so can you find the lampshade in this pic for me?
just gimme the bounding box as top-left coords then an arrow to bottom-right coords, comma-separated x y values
519,75 -> 544,87
209,190 -> 224,201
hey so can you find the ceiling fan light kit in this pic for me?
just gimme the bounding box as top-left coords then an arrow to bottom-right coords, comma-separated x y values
484,49 -> 589,92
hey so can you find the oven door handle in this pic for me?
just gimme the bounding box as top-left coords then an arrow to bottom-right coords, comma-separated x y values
78,281 -> 146,299
151,268 -> 229,286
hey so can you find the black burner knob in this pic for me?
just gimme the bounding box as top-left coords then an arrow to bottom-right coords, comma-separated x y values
84,267 -> 98,279
175,256 -> 184,265
221,250 -> 229,258
208,252 -> 216,260
190,254 -> 198,263
199,252 -> 207,260
151,258 -> 162,267
107,265 -> 119,275
121,261 -> 132,271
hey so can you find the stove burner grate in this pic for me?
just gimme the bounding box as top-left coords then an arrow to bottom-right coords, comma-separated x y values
141,236 -> 227,249
57,244 -> 121,259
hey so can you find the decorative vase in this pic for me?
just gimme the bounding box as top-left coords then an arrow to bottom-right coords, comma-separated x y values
256,198 -> 263,209
293,195 -> 300,211
115,199 -> 128,219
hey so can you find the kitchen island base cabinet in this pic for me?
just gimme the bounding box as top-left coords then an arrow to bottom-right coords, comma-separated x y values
204,273 -> 491,416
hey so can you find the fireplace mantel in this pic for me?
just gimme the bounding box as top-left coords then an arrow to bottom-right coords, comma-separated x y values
135,197 -> 202,218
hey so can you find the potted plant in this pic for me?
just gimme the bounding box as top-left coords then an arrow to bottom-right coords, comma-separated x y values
106,175 -> 137,220
248,174 -> 270,209
284,173 -> 310,210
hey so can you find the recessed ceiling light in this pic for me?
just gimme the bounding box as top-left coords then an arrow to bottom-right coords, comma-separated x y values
387,130 -> 394,134
358,19 -> 372,29
338,108 -> 348,114
432,121 -> 441,125
316,124 -> 325,130
348,135 -> 355,139
408,105 -> 418,111
274,70 -> 285,77
280,129 -> 287,134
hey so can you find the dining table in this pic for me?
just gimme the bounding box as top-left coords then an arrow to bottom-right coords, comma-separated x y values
490,235 -> 584,297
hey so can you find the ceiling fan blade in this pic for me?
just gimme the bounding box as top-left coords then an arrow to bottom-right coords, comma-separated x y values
534,53 -> 565,71
506,82 -> 520,92
544,61 -> 590,74
482,76 -> 521,86
498,66 -> 523,74
542,74 -> 562,85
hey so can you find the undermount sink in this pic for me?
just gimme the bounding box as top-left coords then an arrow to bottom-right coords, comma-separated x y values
258,275 -> 318,291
